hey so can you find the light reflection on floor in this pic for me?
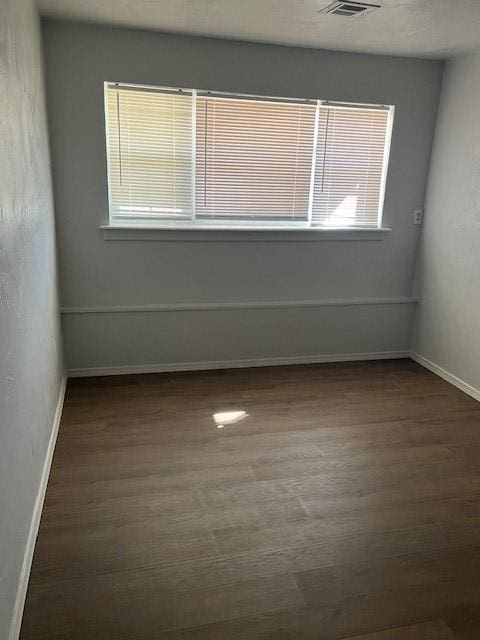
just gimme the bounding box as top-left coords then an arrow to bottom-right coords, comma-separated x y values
213,410 -> 249,429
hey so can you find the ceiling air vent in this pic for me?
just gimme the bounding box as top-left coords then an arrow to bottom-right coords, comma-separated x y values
319,1 -> 381,17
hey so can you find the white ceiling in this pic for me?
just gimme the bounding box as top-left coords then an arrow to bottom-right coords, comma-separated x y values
36,0 -> 480,59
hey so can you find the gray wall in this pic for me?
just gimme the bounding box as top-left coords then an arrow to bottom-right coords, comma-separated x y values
0,1 -> 63,636
42,19 -> 444,372
413,50 -> 480,392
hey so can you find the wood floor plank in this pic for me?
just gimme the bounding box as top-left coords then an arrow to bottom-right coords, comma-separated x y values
301,476 -> 480,518
30,515 -> 217,582
45,462 -> 254,508
294,545 -> 480,605
250,443 -> 459,481
452,627 -> 480,640
201,460 -> 480,511
20,573 -> 303,639
212,507 -> 480,556
340,619 -> 454,639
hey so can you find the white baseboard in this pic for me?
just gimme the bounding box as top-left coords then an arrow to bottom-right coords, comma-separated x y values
68,350 -> 410,378
9,375 -> 67,640
411,352 -> 480,402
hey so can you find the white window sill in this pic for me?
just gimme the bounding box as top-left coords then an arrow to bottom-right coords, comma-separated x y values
100,225 -> 392,242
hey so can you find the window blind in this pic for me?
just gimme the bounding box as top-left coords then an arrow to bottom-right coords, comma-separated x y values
195,95 -> 317,221
311,105 -> 391,228
104,82 -> 393,229
105,84 -> 193,220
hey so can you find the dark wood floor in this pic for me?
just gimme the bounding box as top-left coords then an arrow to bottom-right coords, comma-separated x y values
20,359 -> 480,639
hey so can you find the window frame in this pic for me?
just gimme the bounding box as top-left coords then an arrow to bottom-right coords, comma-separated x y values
104,81 -> 394,232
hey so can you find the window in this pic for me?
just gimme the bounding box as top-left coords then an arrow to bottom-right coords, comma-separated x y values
105,82 -> 394,230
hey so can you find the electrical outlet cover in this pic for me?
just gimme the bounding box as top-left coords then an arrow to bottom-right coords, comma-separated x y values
413,209 -> 423,224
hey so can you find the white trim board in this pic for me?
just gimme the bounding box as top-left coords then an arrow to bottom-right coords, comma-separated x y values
61,297 -> 418,315
411,353 -> 480,403
68,350 -> 410,378
101,226 -> 392,242
9,376 -> 67,640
